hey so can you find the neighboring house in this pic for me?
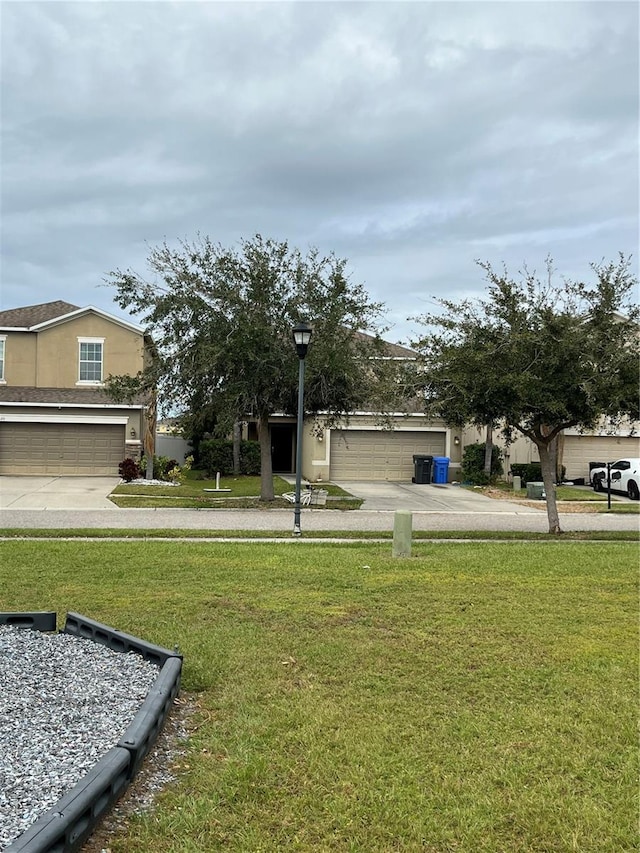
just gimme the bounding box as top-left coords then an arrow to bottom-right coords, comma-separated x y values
463,422 -> 640,482
248,337 -> 463,483
0,300 -> 152,475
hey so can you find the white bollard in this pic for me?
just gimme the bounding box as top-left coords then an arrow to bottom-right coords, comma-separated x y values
513,475 -> 521,491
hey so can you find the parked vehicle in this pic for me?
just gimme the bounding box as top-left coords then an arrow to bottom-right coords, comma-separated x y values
591,458 -> 640,500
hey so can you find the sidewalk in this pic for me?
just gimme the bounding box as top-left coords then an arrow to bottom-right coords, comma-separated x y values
1,506 -> 637,533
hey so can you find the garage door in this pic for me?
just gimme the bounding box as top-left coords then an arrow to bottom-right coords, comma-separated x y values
563,435 -> 640,480
330,429 -> 446,481
0,423 -> 125,475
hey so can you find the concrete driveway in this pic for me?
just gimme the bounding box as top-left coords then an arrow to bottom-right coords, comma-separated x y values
333,480 -> 541,513
0,476 -> 120,510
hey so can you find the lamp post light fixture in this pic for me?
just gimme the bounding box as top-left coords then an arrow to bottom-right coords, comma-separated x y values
292,321 -> 313,536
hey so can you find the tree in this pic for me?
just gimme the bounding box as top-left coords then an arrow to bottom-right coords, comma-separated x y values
105,234 -> 402,500
411,255 -> 639,534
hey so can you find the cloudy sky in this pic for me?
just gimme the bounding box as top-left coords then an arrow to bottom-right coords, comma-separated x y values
2,0 -> 638,343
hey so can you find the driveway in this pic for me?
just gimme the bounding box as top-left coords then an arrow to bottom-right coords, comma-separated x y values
0,476 -> 120,510
333,480 -> 541,513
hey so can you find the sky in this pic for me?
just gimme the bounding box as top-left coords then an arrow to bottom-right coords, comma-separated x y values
1,0 -> 638,344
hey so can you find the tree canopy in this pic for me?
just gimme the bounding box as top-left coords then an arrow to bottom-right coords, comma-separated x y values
411,255 -> 639,533
105,234 -> 403,499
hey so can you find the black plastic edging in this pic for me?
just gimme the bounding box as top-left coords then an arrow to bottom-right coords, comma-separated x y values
118,655 -> 183,779
0,612 -> 57,632
63,611 -> 182,666
6,747 -> 131,853
5,612 -> 183,853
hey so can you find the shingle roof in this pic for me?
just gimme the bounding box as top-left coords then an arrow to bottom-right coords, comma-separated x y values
352,330 -> 417,358
0,301 -> 81,328
0,386 -> 146,406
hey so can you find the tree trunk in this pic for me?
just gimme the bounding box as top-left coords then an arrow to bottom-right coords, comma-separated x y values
538,440 -> 562,534
232,421 -> 241,476
258,413 -> 275,501
144,391 -> 157,480
484,421 -> 494,478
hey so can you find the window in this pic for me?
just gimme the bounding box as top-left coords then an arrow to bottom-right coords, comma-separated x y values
78,338 -> 104,383
0,336 -> 5,381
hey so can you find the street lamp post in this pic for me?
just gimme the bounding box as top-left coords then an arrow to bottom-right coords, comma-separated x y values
292,321 -> 313,536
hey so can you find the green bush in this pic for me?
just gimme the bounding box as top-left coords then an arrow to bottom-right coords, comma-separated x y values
199,439 -> 262,477
510,462 -> 566,485
199,439 -> 234,476
239,440 -> 261,475
461,442 -> 504,485
140,454 -> 176,481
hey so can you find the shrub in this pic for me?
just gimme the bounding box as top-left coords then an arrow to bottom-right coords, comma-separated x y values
461,442 -> 504,485
199,439 -> 261,477
240,441 -> 261,475
118,458 -> 140,482
140,454 -> 176,481
199,439 -> 234,477
510,462 -> 566,485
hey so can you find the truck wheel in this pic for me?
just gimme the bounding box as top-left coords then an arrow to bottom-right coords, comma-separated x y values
627,481 -> 639,501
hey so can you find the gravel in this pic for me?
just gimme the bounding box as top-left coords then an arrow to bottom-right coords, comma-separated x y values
0,626 -> 160,851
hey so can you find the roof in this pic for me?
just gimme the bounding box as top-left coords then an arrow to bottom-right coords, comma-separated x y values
352,330 -> 417,359
0,300 -> 144,334
0,386 -> 147,406
0,301 -> 80,328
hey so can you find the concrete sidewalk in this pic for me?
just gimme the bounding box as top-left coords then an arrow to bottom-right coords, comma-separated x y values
0,507 -> 637,534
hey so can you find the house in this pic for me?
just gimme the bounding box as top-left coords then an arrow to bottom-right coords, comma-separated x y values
0,300 -> 152,475
248,338 -> 463,483
462,422 -> 640,482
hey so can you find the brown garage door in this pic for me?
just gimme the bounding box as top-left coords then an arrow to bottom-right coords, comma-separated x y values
563,435 -> 640,480
0,423 -> 125,475
330,429 -> 446,481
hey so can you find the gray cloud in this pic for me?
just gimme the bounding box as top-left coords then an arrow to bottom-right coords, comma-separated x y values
1,1 -> 637,341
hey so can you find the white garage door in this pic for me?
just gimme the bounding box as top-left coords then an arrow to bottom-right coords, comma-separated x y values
0,423 -> 125,475
330,429 -> 446,481
563,435 -> 640,480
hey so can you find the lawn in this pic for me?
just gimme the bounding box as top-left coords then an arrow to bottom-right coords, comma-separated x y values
110,474 -> 361,510
2,540 -> 637,852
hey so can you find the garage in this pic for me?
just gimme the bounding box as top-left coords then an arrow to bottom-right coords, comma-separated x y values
329,429 -> 446,481
563,435 -> 640,481
0,422 -> 125,475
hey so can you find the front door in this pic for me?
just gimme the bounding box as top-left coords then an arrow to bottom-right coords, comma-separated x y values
271,424 -> 295,473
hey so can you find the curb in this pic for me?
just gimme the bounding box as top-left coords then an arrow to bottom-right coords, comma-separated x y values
2,611 -> 183,853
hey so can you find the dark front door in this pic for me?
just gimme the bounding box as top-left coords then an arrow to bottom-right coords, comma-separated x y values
271,424 -> 295,473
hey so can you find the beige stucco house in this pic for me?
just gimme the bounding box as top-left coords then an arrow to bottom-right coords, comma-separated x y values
463,422 -> 640,483
245,338 -> 463,483
0,300 -> 152,475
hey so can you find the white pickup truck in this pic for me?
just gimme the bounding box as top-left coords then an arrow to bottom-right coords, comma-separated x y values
591,458 -> 640,500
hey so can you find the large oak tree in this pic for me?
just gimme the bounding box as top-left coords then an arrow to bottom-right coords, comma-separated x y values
411,256 -> 639,533
106,234 -> 402,499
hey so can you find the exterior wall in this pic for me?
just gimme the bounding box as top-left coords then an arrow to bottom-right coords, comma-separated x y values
2,332 -> 37,386
34,317 -> 145,388
306,414 -> 455,482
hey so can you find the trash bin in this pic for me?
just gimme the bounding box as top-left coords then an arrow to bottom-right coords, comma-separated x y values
412,454 -> 434,484
526,481 -> 545,500
432,456 -> 450,484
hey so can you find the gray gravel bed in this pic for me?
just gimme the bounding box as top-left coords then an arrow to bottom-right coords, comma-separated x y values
0,626 -> 159,851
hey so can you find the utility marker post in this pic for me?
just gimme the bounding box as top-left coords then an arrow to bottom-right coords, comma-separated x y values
392,510 -> 412,558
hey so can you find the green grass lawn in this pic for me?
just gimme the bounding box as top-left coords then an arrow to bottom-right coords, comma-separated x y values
110,475 -> 362,509
2,540 -> 637,852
